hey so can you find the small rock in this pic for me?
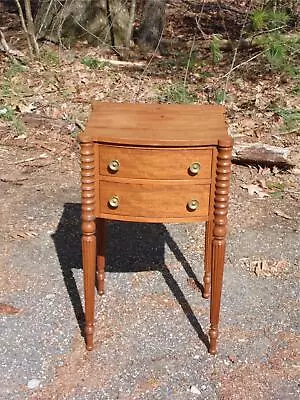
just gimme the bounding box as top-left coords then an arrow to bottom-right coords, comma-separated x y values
190,385 -> 201,395
45,294 -> 55,300
27,379 -> 40,389
193,355 -> 200,360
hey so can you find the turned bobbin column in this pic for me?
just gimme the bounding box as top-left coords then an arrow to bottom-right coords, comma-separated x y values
209,138 -> 233,355
80,138 -> 96,351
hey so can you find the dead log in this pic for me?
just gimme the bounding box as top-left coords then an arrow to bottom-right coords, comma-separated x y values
232,143 -> 296,168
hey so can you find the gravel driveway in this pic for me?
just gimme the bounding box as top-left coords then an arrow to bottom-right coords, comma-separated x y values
0,158 -> 299,400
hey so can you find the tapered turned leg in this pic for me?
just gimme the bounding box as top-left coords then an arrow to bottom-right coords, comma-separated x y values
209,138 -> 233,355
81,140 -> 96,351
203,220 -> 213,299
96,218 -> 106,295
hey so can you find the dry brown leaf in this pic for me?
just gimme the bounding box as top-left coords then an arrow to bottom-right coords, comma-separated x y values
241,183 -> 269,198
257,178 -> 268,189
16,103 -> 36,114
0,303 -> 23,315
240,118 -> 255,129
247,259 -> 289,277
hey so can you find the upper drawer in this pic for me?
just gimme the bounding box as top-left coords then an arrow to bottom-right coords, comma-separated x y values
98,145 -> 212,180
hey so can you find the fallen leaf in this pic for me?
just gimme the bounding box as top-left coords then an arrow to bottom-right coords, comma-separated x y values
257,178 -> 268,189
14,133 -> 27,139
272,166 -> 280,175
241,183 -> 269,198
16,103 -> 36,114
247,259 -> 289,277
240,118 -> 255,129
0,303 -> 23,315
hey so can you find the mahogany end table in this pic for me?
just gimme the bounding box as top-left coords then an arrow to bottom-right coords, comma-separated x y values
80,102 -> 233,354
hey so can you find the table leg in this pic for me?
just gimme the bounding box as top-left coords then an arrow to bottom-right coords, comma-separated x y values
81,140 -> 96,351
96,218 -> 106,295
203,220 -> 213,299
209,138 -> 233,355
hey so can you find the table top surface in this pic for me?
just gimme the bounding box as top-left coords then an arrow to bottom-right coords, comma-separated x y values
81,102 -> 229,147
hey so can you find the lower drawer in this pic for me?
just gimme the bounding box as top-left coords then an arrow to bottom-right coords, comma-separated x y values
98,181 -> 210,221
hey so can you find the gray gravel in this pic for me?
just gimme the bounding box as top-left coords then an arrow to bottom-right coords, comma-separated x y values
0,179 -> 299,400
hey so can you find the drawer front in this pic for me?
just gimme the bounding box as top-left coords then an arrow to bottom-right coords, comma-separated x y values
99,181 -> 210,219
99,145 -> 212,180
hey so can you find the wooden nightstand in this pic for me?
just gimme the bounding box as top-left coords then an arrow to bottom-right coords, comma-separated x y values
80,102 -> 233,354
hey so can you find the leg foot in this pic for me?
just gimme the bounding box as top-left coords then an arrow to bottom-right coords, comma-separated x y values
209,327 -> 218,354
85,323 -> 94,350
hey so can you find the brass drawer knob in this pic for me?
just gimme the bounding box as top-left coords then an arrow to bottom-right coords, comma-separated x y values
189,162 -> 201,175
108,159 -> 120,172
187,199 -> 199,211
108,195 -> 120,208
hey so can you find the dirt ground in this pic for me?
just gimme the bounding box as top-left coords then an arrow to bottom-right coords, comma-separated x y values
0,1 -> 299,399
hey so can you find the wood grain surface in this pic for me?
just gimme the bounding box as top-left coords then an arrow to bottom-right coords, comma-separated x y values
99,145 -> 213,180
81,103 -> 228,146
98,179 -> 210,221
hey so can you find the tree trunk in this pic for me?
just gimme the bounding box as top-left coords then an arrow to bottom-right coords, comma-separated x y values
136,0 -> 166,49
34,0 -> 130,47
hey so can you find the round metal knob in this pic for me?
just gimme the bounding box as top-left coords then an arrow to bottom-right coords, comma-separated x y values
187,199 -> 199,211
108,159 -> 120,172
108,195 -> 119,208
189,162 -> 201,175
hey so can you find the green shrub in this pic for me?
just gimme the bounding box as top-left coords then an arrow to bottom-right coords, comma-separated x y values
158,83 -> 197,103
210,35 -> 223,64
0,105 -> 25,135
41,49 -> 60,66
273,108 -> 300,131
250,7 -> 298,74
81,57 -> 108,70
251,9 -> 289,30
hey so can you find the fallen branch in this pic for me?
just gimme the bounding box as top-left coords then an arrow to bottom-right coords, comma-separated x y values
99,58 -> 145,67
250,25 -> 287,43
221,50 -> 266,78
232,143 -> 295,168
11,153 -> 48,165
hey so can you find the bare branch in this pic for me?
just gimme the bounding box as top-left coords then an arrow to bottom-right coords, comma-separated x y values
223,0 -> 254,104
184,35 -> 196,87
24,0 -> 40,56
220,50 -> 266,78
250,25 -> 287,43
195,0 -> 209,40
14,0 -> 33,58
